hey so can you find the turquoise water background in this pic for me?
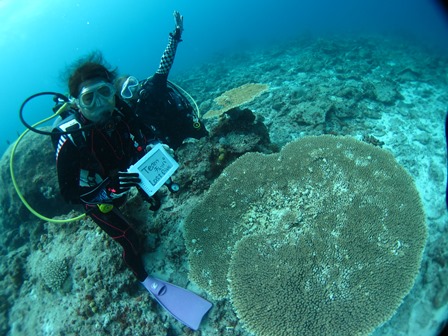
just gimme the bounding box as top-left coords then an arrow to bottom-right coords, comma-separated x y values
0,0 -> 447,154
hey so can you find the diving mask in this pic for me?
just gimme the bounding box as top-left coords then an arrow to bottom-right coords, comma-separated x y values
120,76 -> 140,99
77,81 -> 116,123
77,82 -> 116,109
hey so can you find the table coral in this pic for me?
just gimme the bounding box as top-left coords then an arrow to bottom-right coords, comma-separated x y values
203,83 -> 269,119
184,135 -> 427,335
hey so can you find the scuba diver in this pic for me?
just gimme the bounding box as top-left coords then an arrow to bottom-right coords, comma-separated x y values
53,10 -> 207,307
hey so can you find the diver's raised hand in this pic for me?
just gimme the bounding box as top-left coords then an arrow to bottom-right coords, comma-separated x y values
174,11 -> 183,31
171,11 -> 183,41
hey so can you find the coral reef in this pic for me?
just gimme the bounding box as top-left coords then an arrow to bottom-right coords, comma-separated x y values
0,34 -> 447,335
175,107 -> 275,193
0,128 -> 73,230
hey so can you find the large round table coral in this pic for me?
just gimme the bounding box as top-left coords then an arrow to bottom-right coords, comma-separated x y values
184,135 -> 427,335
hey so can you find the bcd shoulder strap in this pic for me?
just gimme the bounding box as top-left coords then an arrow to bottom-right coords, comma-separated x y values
53,115 -> 87,149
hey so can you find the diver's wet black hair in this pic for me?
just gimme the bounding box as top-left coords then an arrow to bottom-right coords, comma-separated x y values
65,51 -> 118,98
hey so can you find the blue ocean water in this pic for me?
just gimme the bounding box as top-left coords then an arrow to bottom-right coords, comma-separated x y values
0,0 -> 447,155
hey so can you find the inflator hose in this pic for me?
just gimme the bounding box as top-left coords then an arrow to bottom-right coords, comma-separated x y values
10,99 -> 86,223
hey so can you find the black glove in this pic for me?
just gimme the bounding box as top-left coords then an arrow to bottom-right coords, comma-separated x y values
107,172 -> 141,198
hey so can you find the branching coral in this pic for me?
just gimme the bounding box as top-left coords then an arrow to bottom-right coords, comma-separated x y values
42,258 -> 69,292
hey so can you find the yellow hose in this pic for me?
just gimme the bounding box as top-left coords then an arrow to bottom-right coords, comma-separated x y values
9,103 -> 86,223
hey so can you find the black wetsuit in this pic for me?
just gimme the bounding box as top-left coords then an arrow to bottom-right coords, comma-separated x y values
55,31 -> 206,282
130,33 -> 207,149
56,101 -> 154,281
